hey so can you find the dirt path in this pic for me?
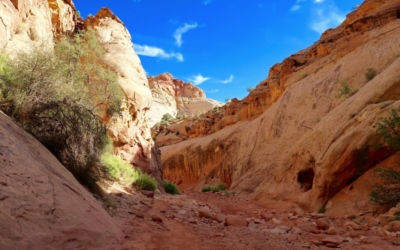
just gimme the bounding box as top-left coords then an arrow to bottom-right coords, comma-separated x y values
106,190 -> 400,250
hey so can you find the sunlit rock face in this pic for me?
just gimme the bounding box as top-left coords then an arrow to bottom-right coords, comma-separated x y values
147,73 -> 222,127
162,0 -> 400,213
84,8 -> 163,188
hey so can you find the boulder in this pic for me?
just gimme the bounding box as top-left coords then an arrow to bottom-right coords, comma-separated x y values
225,215 -> 248,227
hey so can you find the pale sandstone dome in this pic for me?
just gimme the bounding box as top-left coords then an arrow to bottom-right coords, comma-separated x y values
162,0 -> 400,213
147,73 -> 222,127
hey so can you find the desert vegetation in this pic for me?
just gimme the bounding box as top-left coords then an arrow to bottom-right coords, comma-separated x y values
369,108 -> 400,207
163,180 -> 180,195
336,79 -> 358,99
0,29 -> 156,190
201,184 -> 227,193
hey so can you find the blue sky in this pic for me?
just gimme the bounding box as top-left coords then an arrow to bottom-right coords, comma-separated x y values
74,0 -> 361,103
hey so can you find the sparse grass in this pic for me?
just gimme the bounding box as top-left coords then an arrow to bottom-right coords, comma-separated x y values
365,68 -> 378,82
300,72 -> 308,79
163,180 -> 180,195
336,79 -> 358,99
318,206 -> 326,214
202,184 -> 227,193
202,186 -> 212,192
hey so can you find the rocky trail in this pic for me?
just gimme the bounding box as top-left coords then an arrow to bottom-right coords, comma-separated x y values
105,189 -> 400,250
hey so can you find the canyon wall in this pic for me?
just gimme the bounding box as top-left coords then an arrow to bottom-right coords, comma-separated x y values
148,73 -> 222,127
162,0 -> 400,213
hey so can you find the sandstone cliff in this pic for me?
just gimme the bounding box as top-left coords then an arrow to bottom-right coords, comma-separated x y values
84,8 -> 163,187
162,0 -> 400,213
147,73 -> 222,127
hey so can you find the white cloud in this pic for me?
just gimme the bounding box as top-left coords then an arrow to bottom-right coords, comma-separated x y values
310,6 -> 345,34
188,74 -> 210,85
291,5 -> 301,11
134,44 -> 183,62
174,23 -> 198,47
314,0 -> 325,3
204,0 -> 212,5
208,89 -> 219,93
222,74 -> 234,84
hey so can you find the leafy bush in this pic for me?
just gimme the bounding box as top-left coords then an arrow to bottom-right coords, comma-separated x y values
161,113 -> 174,122
246,86 -> 255,93
365,68 -> 377,82
336,79 -> 358,99
217,184 -> 227,191
133,172 -> 157,191
101,152 -> 138,184
318,206 -> 326,213
202,184 -> 227,193
0,29 -> 124,187
370,109 -> 400,207
201,186 -> 212,192
163,180 -> 180,195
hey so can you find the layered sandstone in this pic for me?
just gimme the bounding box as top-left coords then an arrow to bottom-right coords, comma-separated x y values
148,73 -> 222,127
162,0 -> 400,213
0,112 -> 121,249
84,8 -> 163,188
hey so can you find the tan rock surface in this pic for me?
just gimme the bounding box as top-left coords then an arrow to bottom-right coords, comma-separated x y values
162,0 -> 400,211
0,112 -> 120,250
84,8 -> 163,188
148,73 -> 222,127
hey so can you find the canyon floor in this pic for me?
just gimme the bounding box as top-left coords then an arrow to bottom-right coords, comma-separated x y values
105,188 -> 400,250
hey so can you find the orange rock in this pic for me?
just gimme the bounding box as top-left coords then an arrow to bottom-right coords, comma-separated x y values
225,215 -> 248,227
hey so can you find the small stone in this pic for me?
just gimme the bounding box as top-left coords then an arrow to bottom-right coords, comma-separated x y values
142,191 -> 154,198
115,193 -> 123,197
213,213 -> 226,223
290,227 -> 303,235
396,202 -> 400,210
152,215 -> 163,223
384,221 -> 400,232
270,226 -> 291,235
134,211 -> 145,219
378,215 -> 394,226
272,218 -> 282,225
0,181 -> 8,186
344,221 -> 361,231
261,213 -> 274,221
311,240 -> 322,246
198,206 -> 212,219
321,236 -> 344,248
326,227 -> 339,235
254,219 -> 263,224
189,219 -> 198,224
316,218 -> 330,231
387,207 -> 400,216
225,215 -> 248,227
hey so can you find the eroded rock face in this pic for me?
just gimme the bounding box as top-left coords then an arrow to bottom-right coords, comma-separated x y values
0,112 -> 121,249
0,0 -> 54,52
84,8 -> 163,188
162,0 -> 400,212
148,73 -> 222,127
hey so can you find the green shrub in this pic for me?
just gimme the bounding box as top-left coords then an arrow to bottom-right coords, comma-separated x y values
336,79 -> 358,99
318,206 -> 326,213
365,68 -> 377,82
133,172 -> 157,191
0,29 -> 124,188
217,184 -> 227,191
370,109 -> 400,207
101,152 -> 138,184
161,113 -> 174,122
211,187 -> 220,193
201,186 -> 212,192
163,180 -> 180,195
246,86 -> 255,93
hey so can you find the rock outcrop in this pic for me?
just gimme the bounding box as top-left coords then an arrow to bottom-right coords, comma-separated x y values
148,73 -> 222,127
84,8 -> 163,188
162,0 -> 400,212
0,112 -> 121,249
